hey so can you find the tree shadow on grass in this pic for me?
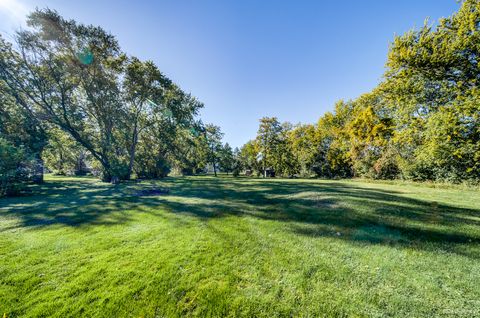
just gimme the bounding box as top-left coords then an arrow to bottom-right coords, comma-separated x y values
0,179 -> 149,228
1,176 -> 479,258
160,178 -> 480,258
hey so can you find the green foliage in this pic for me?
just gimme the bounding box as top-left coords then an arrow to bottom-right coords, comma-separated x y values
238,0 -> 480,184
219,143 -> 234,174
256,117 -> 283,177
251,117 -> 298,177
382,0 -> 480,183
346,94 -> 395,178
372,146 -> 400,180
2,2 -> 480,187
42,128 -> 90,176
239,140 -> 261,175
232,148 -> 242,177
315,101 -> 355,178
0,82 -> 47,186
287,124 -> 317,177
0,9 -> 206,185
204,124 -> 224,176
0,138 -> 27,196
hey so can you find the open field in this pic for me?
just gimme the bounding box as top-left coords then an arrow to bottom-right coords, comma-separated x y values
1,175 -> 480,317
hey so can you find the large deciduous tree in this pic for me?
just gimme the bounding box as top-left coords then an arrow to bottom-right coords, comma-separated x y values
0,9 -> 126,181
0,9 -> 204,183
204,124 -> 224,177
384,0 -> 480,182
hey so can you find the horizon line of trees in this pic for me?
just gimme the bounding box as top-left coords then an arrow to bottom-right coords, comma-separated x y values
238,0 -> 479,184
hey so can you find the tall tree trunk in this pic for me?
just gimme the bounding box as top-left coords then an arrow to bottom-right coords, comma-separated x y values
127,123 -> 138,180
263,155 -> 267,178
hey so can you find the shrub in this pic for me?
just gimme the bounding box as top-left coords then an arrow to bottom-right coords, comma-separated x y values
0,138 -> 28,197
373,148 -> 400,180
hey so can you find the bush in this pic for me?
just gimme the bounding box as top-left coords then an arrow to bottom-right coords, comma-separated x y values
136,158 -> 171,179
372,148 -> 400,180
399,160 -> 433,182
0,138 -> 28,197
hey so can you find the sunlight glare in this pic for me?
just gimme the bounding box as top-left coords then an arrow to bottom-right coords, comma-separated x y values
0,0 -> 29,30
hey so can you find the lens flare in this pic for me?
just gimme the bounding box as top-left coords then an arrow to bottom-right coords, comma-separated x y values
76,48 -> 93,65
0,0 -> 29,28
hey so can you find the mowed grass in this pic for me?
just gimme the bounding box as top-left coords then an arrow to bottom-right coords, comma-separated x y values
1,175 -> 480,317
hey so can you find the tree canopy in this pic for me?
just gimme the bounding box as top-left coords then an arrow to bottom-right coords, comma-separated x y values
0,8 -> 227,194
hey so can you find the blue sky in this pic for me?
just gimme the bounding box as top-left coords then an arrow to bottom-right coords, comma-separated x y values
0,0 -> 460,147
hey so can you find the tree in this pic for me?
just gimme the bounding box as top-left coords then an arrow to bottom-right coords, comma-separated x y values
42,128 -> 90,176
256,117 -> 283,177
0,138 -> 28,196
204,124 -> 224,177
383,0 -> 480,182
314,100 -> 354,178
0,10 -> 127,181
123,57 -> 176,179
240,140 -> 262,175
219,143 -> 234,174
346,93 -> 396,178
133,92 -> 204,178
235,0 -> 480,184
288,124 -> 317,177
232,147 -> 242,177
0,9 -> 204,183
0,80 -> 47,183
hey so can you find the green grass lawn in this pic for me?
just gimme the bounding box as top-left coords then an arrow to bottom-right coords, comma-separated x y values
1,175 -> 479,317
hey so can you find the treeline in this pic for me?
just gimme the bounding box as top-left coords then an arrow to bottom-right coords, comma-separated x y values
2,2 -> 480,195
0,9 -> 230,195
238,0 -> 480,184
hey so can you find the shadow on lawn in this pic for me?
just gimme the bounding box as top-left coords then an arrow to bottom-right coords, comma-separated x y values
1,176 -> 479,257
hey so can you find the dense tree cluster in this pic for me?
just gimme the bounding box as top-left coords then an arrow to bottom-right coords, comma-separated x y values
0,9 -> 231,195
239,0 -> 480,184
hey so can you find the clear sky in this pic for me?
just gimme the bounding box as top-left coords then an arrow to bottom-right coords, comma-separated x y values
0,0 -> 460,147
